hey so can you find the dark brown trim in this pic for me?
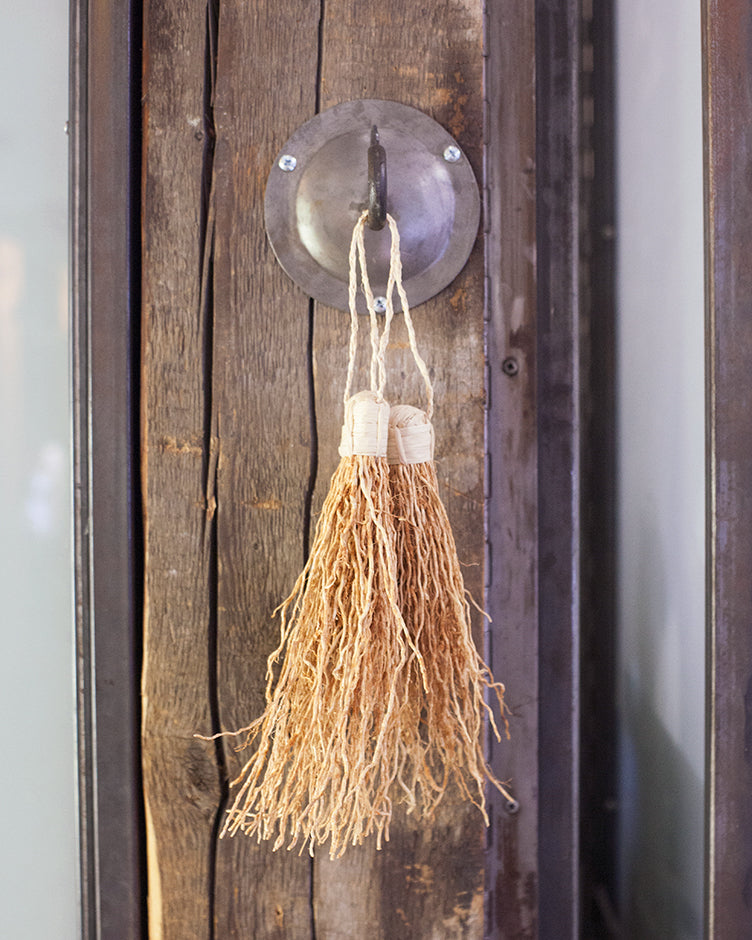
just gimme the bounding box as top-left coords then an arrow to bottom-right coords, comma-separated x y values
534,1 -> 582,934
484,1 -> 539,934
703,2 -> 752,935
71,0 -> 144,935
579,0 -> 619,934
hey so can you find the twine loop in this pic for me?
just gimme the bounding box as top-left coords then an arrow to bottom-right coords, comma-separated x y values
344,212 -> 435,420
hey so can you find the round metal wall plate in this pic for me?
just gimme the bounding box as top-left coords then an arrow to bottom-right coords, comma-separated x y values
264,99 -> 480,312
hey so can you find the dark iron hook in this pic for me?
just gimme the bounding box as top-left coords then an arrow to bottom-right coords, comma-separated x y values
367,125 -> 387,231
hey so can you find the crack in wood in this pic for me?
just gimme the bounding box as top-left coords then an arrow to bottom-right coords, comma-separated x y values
306,5 -> 326,935
199,3 -> 227,939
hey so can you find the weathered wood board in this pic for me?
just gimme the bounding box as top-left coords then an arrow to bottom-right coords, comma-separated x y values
141,0 -> 538,935
485,3 -> 539,937
141,2 -> 221,936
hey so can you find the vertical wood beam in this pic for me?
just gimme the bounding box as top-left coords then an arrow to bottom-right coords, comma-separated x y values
140,0 -> 552,934
210,1 -> 320,935
704,1 -> 752,935
485,1 -> 539,936
312,3 -> 490,936
535,1 -> 581,935
141,1 -> 220,935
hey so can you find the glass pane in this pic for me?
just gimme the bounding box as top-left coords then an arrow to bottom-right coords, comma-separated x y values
616,1 -> 705,937
0,3 -> 77,937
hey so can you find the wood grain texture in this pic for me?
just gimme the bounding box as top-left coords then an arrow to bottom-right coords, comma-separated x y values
141,1 -> 220,936
704,2 -> 752,936
210,0 -> 320,936
312,1 -> 489,936
141,0 -> 541,934
535,2 -> 581,934
485,2 -> 539,937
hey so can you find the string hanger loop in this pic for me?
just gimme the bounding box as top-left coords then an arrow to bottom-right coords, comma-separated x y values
344,211 -> 434,420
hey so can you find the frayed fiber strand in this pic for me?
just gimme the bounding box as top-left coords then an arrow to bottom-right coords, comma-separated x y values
220,452 -> 427,858
206,212 -> 513,859
389,456 -> 512,820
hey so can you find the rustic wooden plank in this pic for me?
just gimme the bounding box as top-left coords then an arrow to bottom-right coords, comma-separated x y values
703,1 -> 752,935
141,1 -> 221,936
485,1 -> 539,936
210,0 -> 321,935
312,2 -> 489,936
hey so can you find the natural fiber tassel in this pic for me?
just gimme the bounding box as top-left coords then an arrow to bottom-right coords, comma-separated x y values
205,212 -> 512,858
213,214 -> 427,858
220,391 -> 426,857
380,213 -> 513,818
388,405 -> 513,819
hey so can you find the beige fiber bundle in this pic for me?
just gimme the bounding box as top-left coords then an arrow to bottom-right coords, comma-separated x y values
388,406 -> 512,819
214,214 -> 427,858
383,216 -> 513,819
208,212 -> 511,858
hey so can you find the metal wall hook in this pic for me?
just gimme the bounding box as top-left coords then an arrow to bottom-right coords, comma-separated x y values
265,99 -> 480,312
367,125 -> 387,231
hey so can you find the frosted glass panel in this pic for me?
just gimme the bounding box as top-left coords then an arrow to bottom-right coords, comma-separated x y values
0,3 -> 77,937
616,1 -> 705,936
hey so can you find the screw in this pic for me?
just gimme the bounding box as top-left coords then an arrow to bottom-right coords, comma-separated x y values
504,798 -> 520,815
278,154 -> 297,172
502,356 -> 519,376
443,144 -> 462,163
373,296 -> 388,314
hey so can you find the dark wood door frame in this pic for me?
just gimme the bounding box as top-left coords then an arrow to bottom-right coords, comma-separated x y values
71,0 -> 144,935
703,2 -> 752,935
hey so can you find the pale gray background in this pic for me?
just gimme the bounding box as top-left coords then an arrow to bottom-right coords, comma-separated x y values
616,1 -> 705,936
0,0 -> 78,936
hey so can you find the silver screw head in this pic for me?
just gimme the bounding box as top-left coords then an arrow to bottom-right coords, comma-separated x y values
443,144 -> 462,163
373,296 -> 388,314
278,154 -> 297,172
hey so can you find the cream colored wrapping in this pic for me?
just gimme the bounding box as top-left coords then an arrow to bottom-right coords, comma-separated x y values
338,389 -> 390,458
387,404 -> 435,465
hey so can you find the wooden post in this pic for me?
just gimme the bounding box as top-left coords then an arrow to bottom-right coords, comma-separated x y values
141,2 -> 221,935
311,2 -> 489,936
210,0 -> 320,934
140,0 -> 541,934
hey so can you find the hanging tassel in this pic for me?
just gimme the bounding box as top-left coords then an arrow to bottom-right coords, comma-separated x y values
381,215 -> 514,821
214,214 -> 426,858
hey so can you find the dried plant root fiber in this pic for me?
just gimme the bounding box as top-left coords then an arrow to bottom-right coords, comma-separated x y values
218,391 -> 429,858
387,403 -> 513,820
